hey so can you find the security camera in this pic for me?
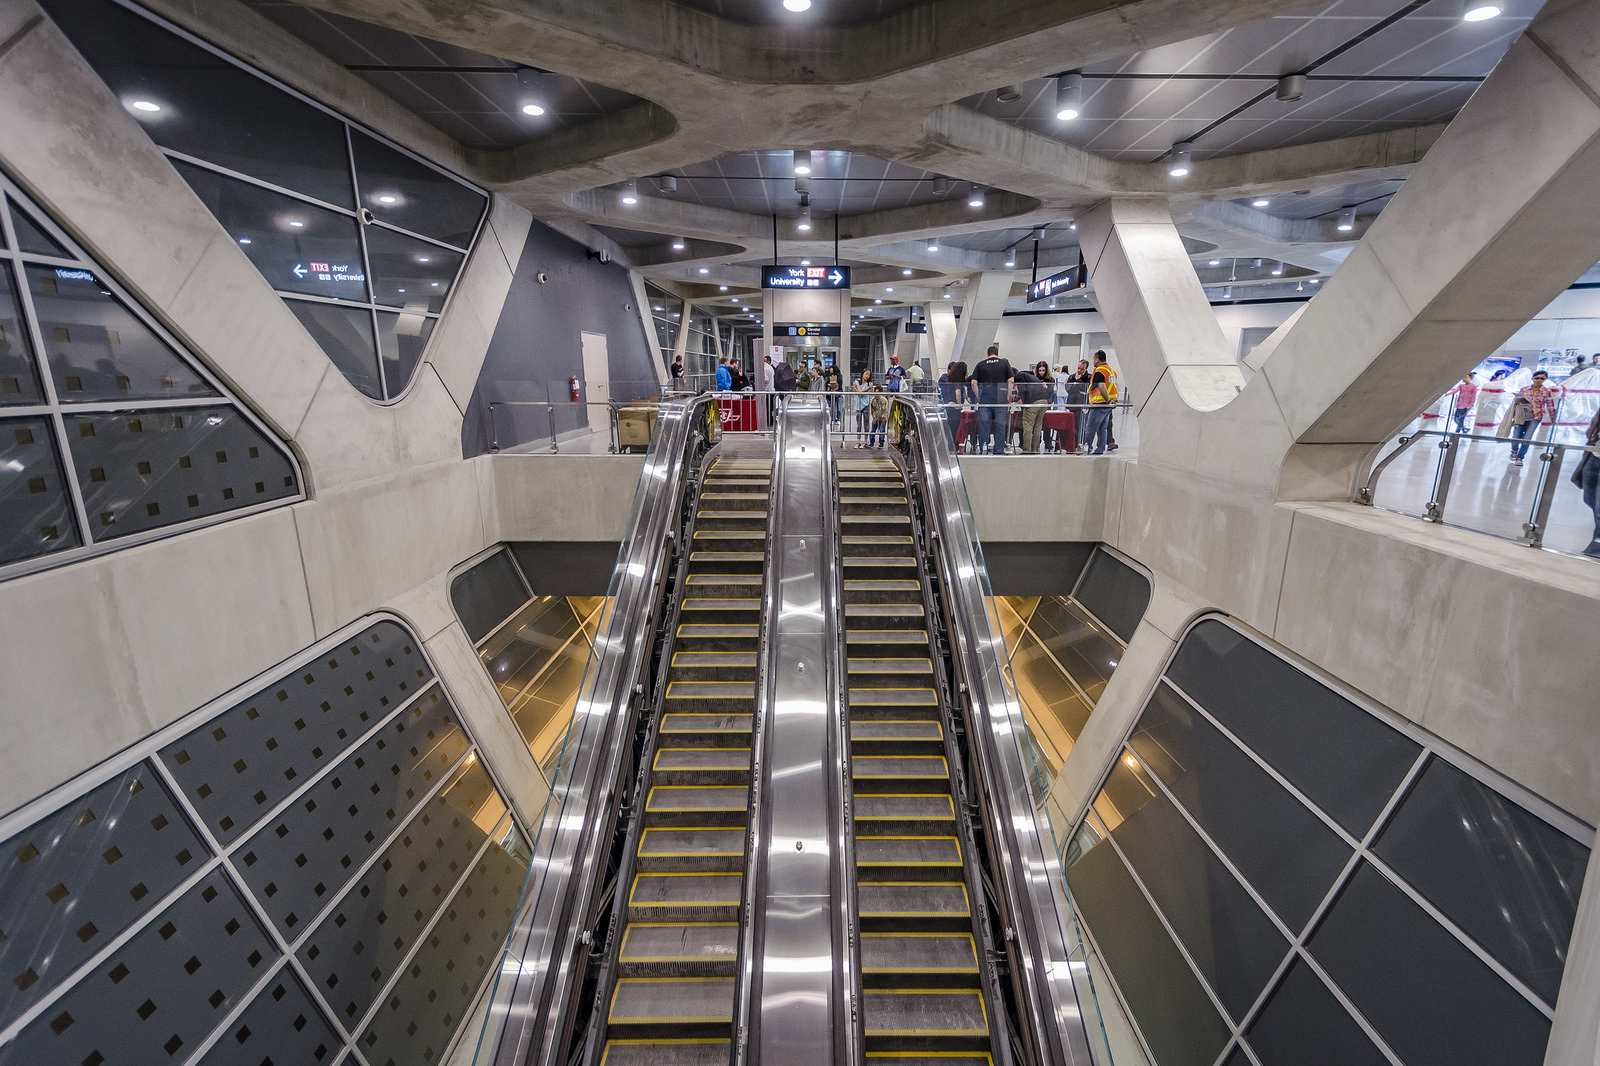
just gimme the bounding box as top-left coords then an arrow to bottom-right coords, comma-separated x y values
536,272 -> 549,284
586,248 -> 610,264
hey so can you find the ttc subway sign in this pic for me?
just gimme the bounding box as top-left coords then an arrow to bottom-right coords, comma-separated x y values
762,265 -> 851,290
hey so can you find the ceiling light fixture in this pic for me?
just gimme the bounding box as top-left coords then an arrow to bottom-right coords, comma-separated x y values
620,180 -> 638,205
793,149 -> 812,175
1068,221 -> 1077,231
660,175 -> 678,194
672,237 -> 686,250
784,0 -> 812,10
933,176 -> 950,196
875,298 -> 883,304
1004,248 -> 1016,267
377,194 -> 398,204
885,287 -> 894,292
943,291 -> 951,299
720,285 -> 728,291
1055,72 -> 1084,121
801,259 -> 811,265
699,267 -> 710,274
1223,286 -> 1232,299
1461,0 -> 1501,20
1253,198 -> 1270,207
1168,141 -> 1193,178
1271,263 -> 1283,275
902,268 -> 913,276
1209,259 -> 1221,266
1337,208 -> 1356,232
927,238 -> 940,252
968,186 -> 987,208
797,205 -> 812,232
996,84 -> 1022,103
516,68 -> 547,116
288,220 -> 304,227
1276,73 -> 1305,103
128,99 -> 161,113
417,256 -> 430,263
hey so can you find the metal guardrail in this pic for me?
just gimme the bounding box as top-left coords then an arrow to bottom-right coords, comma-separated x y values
1357,429 -> 1599,550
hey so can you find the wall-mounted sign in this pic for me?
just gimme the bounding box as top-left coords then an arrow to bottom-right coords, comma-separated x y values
763,265 -> 851,290
904,322 -> 928,334
776,324 -> 842,337
1026,257 -> 1087,303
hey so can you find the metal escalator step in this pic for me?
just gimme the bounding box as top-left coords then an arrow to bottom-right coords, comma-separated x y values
693,531 -> 766,540
863,1055 -> 993,1065
646,786 -> 750,812
672,652 -> 758,668
639,828 -> 746,860
666,681 -> 757,702
837,480 -> 905,488
844,580 -> 922,592
862,989 -> 988,1037
602,1040 -> 733,1066
843,557 -> 917,567
700,493 -> 767,501
660,714 -> 752,735
852,720 -> 942,742
858,881 -> 970,919
850,688 -> 938,707
848,659 -> 933,674
614,921 -> 739,973
676,624 -> 760,639
853,755 -> 949,780
847,629 -> 930,644
681,599 -> 762,611
608,977 -> 735,1025
629,873 -> 743,911
654,748 -> 752,772
842,515 -> 911,524
689,552 -> 765,562
686,575 -> 763,586
840,496 -> 909,505
855,794 -> 957,829
845,604 -> 925,618
861,933 -> 980,976
842,537 -> 914,548
697,511 -> 769,520
856,835 -> 962,870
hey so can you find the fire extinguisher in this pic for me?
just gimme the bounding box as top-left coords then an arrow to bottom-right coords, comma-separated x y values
569,376 -> 581,402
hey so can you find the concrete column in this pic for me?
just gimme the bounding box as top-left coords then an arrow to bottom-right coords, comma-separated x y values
1076,199 -> 1245,416
673,298 -> 694,369
629,271 -> 668,386
952,271 -> 1015,365
927,302 -> 958,369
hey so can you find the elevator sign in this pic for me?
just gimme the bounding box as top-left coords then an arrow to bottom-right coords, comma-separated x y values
762,265 -> 851,290
1026,259 -> 1086,303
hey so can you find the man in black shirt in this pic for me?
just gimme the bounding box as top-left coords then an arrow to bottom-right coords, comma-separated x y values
971,344 -> 1015,454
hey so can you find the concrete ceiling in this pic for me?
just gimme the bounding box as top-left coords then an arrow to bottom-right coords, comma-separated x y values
210,0 -> 1544,312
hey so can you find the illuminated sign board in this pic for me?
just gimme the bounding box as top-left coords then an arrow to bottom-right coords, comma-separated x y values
776,324 -> 841,337
1026,258 -> 1087,303
904,322 -> 928,334
762,265 -> 851,290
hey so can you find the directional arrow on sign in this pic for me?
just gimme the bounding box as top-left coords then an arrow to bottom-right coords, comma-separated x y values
293,264 -> 308,279
828,269 -> 844,286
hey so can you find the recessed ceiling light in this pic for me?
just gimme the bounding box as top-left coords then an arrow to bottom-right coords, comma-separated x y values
797,205 -> 812,232
1168,141 -> 1193,178
129,100 -> 161,113
289,220 -> 304,227
968,186 -> 987,208
1055,73 -> 1083,121
902,268 -> 913,275
516,68 -> 547,116
927,238 -> 939,252
875,298 -> 883,304
784,0 -> 811,10
521,103 -> 546,116
1271,264 -> 1283,275
672,237 -> 686,250
378,195 -> 397,204
801,260 -> 811,266
885,287 -> 894,292
1462,1 -> 1500,20
943,292 -> 951,298
1069,221 -> 1077,230
431,282 -> 439,287
1253,199 -> 1270,207
1337,208 -> 1356,232
699,267 -> 710,274
793,149 -> 812,175
1209,259 -> 1220,265
1311,278 -> 1320,284
238,238 -> 251,245
417,256 -> 430,263
720,285 -> 728,291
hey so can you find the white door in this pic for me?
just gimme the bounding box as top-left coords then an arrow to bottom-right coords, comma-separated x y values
580,331 -> 610,405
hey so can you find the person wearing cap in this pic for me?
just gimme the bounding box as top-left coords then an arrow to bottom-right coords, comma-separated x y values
1509,369 -> 1561,467
886,354 -> 907,393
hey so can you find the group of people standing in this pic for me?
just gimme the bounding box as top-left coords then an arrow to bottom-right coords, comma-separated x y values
937,345 -> 1121,455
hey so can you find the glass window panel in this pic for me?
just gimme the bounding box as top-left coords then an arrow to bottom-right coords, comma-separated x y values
282,300 -> 381,400
25,265 -> 217,402
40,0 -> 355,207
7,198 -> 69,258
352,130 -> 486,247
1373,757 -> 1588,1006
1029,597 -> 1119,702
376,310 -> 436,397
480,597 -> 583,706
365,226 -> 462,312
1099,758 -> 1290,1021
0,417 -> 80,563
0,263 -> 45,406
63,406 -> 297,540
451,549 -> 532,645
173,162 -> 367,303
1065,824 -> 1233,1066
1131,682 -> 1353,931
1167,620 -> 1421,836
1075,548 -> 1151,643
1011,628 -> 1093,742
1244,958 -> 1389,1066
1221,1047 -> 1252,1066
1309,862 -> 1553,1066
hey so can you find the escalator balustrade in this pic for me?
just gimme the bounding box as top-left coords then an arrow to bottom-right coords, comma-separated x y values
601,453 -> 772,1066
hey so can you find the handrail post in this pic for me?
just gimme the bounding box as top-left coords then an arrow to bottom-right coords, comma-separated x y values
1424,434 -> 1459,523
1525,444 -> 1565,548
548,404 -> 559,454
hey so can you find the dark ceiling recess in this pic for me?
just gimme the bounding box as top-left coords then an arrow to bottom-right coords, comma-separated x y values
242,0 -> 643,150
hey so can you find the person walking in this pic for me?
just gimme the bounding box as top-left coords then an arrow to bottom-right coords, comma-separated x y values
971,344 -> 1015,454
1578,406 -> 1600,557
1015,362 -> 1050,453
869,386 -> 890,447
1450,375 -> 1478,434
1090,351 -> 1119,452
938,360 -> 973,447
823,361 -> 844,424
854,369 -> 874,442
1509,370 -> 1560,467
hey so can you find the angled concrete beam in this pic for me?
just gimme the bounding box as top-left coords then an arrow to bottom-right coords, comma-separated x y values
1077,199 -> 1245,413
952,272 -> 1015,365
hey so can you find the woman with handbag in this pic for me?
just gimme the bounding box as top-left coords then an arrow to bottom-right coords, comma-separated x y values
1577,407 -> 1600,558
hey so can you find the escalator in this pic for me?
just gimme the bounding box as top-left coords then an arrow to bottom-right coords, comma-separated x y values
601,447 -> 773,1066
835,454 -> 998,1062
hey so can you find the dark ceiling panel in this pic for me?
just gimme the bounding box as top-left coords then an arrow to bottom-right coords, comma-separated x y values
241,0 -> 644,150
670,0 -> 927,27
663,150 -> 970,217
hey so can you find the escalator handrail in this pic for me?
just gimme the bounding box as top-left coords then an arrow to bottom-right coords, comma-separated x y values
481,396 -> 718,1066
892,397 -> 1098,1066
